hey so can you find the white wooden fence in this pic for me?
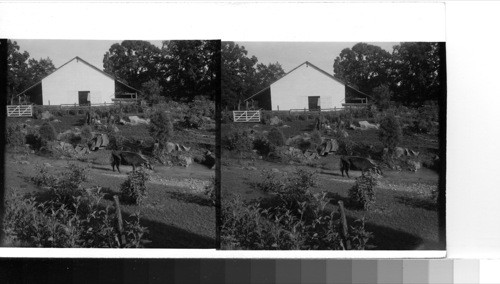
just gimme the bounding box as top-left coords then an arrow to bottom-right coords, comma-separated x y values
233,110 -> 261,122
7,105 -> 33,117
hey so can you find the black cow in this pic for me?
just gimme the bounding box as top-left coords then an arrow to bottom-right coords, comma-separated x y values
340,156 -> 382,178
111,150 -> 153,173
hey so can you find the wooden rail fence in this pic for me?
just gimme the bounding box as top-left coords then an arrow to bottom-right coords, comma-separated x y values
7,105 -> 33,117
233,110 -> 261,122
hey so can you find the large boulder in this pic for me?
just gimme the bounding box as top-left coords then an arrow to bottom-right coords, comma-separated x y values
269,116 -> 282,126
358,121 -> 379,130
179,155 -> 193,167
165,142 -> 176,153
128,116 -> 150,125
41,111 -> 53,120
407,160 -> 422,172
394,147 -> 406,158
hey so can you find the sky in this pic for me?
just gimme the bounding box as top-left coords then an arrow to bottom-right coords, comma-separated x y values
236,42 -> 398,74
13,40 -> 397,75
12,39 -> 164,70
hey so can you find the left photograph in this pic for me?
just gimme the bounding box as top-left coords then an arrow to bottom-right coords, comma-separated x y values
3,40 -> 218,248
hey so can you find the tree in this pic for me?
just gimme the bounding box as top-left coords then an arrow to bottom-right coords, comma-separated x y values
28,57 -> 56,83
103,40 -> 162,90
254,62 -> 285,91
7,40 -> 56,104
378,114 -> 402,154
161,40 -> 219,101
371,84 -> 392,110
390,42 -> 441,106
221,41 -> 258,110
141,79 -> 164,105
333,43 -> 392,95
7,40 -> 30,103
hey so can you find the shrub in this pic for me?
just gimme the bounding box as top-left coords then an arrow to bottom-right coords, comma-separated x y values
378,114 -> 402,154
371,84 -> 392,110
221,188 -> 373,250
348,173 -> 378,210
25,133 -> 44,151
267,127 -> 285,147
38,122 -> 57,142
80,125 -> 93,142
141,79 -> 164,105
7,124 -> 25,147
3,187 -> 149,248
222,128 -> 253,153
149,110 -> 174,148
68,109 -> 77,116
120,168 -> 150,205
310,130 -> 322,145
253,136 -> 274,157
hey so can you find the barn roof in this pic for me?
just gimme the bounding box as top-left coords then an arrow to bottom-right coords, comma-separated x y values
245,61 -> 371,101
16,56 -> 141,96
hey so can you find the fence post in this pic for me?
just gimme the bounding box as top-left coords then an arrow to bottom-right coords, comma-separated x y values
113,195 -> 126,247
338,201 -> 351,250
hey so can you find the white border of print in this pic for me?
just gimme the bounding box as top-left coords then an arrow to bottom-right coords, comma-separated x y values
0,2 -> 446,258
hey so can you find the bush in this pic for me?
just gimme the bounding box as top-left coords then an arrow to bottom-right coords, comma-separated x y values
310,130 -> 322,145
253,136 -> 274,156
120,168 -> 150,205
378,114 -> 402,154
7,124 -> 25,147
38,122 -> 57,142
348,173 -> 378,210
80,125 -> 93,142
221,188 -> 373,250
222,128 -> 253,153
149,110 -> 174,148
3,187 -> 148,248
267,127 -> 285,147
31,164 -> 88,209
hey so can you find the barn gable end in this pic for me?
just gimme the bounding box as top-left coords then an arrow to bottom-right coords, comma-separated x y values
41,57 -> 115,105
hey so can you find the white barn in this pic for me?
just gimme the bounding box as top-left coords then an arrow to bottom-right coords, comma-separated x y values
245,61 -> 369,111
17,56 -> 139,105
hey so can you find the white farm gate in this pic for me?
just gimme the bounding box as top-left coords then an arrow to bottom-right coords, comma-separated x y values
7,105 -> 33,117
233,111 -> 261,122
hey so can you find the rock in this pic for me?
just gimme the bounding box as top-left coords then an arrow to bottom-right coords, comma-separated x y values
180,145 -> 191,152
20,160 -> 30,165
394,147 -> 405,158
60,141 -> 74,151
253,124 -> 261,128
52,119 -> 61,123
269,116 -> 282,126
128,116 -> 149,125
165,142 -> 176,153
246,166 -> 257,171
358,121 -> 379,130
100,134 -> 109,148
41,111 -> 53,120
282,125 -> 290,128
286,135 -> 303,146
180,156 -> 193,167
407,160 -> 422,172
410,150 -> 420,157
43,162 -> 52,167
271,168 -> 280,173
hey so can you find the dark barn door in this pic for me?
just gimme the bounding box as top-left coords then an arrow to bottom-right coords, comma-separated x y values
308,96 -> 320,110
78,91 -> 90,106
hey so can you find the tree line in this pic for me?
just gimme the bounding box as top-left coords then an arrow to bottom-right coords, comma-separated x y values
221,41 -> 444,110
7,40 -> 220,104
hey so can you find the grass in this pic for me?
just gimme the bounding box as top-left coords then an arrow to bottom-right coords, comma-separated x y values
5,112 -> 216,248
221,116 -> 442,250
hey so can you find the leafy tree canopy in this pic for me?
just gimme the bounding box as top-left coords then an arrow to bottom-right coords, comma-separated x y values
222,42 -> 285,110
7,40 -> 55,104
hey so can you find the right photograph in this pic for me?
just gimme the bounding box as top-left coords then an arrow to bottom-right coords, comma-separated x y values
220,42 -> 446,250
